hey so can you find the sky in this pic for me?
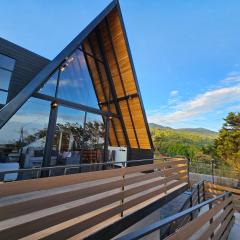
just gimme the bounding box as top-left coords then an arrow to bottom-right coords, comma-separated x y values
1,0 -> 240,132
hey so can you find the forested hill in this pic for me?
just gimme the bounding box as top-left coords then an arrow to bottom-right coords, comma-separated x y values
149,123 -> 218,137
149,123 -> 218,161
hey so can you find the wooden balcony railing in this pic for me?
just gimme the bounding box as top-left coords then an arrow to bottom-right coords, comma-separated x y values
161,181 -> 205,238
117,182 -> 235,240
205,181 -> 240,211
0,158 -> 188,240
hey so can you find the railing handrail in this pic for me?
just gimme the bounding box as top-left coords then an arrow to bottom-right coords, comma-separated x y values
0,157 -> 186,174
116,192 -> 231,240
163,180 -> 205,237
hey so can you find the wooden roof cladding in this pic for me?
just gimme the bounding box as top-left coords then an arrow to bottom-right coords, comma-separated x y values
82,7 -> 153,150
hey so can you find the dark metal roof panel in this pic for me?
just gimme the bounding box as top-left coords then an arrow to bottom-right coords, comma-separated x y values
0,37 -> 49,101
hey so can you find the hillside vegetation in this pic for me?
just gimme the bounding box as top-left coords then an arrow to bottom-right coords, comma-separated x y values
150,123 -> 218,161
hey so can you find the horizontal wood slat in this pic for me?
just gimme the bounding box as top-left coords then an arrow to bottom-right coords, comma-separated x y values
220,217 -> 235,240
0,158 -> 188,239
213,208 -> 234,240
0,159 -> 187,198
166,196 -> 233,240
0,167 -> 187,222
124,163 -> 156,174
124,170 -> 162,186
198,204 -> 233,240
205,182 -> 240,195
33,204 -> 123,240
0,178 -> 124,221
0,167 -> 124,198
206,181 -> 240,211
123,180 -> 185,212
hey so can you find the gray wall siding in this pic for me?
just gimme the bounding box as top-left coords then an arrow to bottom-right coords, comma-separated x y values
0,37 -> 49,102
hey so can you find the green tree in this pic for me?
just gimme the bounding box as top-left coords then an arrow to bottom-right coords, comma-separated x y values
215,112 -> 240,172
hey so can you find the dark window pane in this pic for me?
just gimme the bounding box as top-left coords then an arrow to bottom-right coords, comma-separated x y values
0,97 -> 50,173
39,70 -> 58,96
0,90 -> 7,104
0,69 -> 12,90
0,54 -> 15,71
57,49 -> 98,108
82,113 -> 105,164
52,106 -> 85,165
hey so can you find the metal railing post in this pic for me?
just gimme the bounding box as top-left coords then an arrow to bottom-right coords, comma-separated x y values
187,158 -> 190,189
211,160 -> 214,184
209,202 -> 214,239
163,158 -> 167,195
203,181 -> 206,201
197,184 -> 200,204
36,169 -> 40,179
0,172 -> 4,182
190,194 -> 193,220
48,169 -> 52,177
121,161 -> 126,217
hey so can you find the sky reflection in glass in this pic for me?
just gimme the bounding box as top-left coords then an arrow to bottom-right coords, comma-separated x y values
57,49 -> 98,108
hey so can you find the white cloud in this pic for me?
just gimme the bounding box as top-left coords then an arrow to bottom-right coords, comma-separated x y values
168,90 -> 181,107
11,113 -> 49,124
227,104 -> 240,111
148,83 -> 240,125
170,90 -> 178,97
221,71 -> 240,83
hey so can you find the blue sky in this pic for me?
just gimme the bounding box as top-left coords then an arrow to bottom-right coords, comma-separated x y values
1,0 -> 240,131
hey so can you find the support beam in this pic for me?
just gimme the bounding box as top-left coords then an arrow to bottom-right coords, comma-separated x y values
103,115 -> 110,162
33,92 -> 118,118
95,27 -> 130,148
43,102 -> 58,167
100,93 -> 139,106
85,37 -> 118,146
105,18 -> 140,149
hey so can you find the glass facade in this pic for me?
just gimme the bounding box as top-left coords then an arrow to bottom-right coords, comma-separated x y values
51,108 -> 106,165
57,50 -> 99,108
0,53 -> 15,71
0,97 -> 50,168
0,91 -> 7,105
0,53 -> 15,105
39,70 -> 58,97
82,113 -> 105,163
52,106 -> 85,165
0,69 -> 12,90
0,39 -> 127,177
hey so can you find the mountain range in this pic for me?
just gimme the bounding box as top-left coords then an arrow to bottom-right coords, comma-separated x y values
149,123 -> 218,136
